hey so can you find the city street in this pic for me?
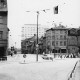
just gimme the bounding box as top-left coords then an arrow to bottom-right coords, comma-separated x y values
0,0 -> 80,80
0,54 -> 79,80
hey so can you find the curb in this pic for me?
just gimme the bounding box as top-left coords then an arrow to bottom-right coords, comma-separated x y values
67,60 -> 79,80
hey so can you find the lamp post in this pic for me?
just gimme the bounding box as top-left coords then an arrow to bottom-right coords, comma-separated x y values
26,11 -> 39,61
36,11 -> 39,61
26,9 -> 50,61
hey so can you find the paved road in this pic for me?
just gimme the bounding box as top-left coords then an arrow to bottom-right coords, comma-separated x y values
0,57 -> 79,80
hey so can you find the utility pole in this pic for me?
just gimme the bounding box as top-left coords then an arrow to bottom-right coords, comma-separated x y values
26,9 -> 50,61
54,29 -> 55,58
36,11 -> 39,61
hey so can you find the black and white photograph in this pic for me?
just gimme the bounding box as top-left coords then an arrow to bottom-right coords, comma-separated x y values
0,0 -> 80,80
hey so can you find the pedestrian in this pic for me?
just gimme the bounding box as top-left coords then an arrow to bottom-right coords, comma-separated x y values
11,51 -> 14,56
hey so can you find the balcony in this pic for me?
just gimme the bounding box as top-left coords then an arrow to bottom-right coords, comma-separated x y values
0,39 -> 7,47
0,2 -> 7,12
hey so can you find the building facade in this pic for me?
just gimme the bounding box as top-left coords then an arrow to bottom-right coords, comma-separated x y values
46,25 -> 80,57
0,0 -> 8,58
46,24 -> 68,55
21,34 -> 46,54
68,28 -> 80,57
21,24 -> 48,40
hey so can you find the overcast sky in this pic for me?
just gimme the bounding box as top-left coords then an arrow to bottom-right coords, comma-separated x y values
7,0 -> 80,48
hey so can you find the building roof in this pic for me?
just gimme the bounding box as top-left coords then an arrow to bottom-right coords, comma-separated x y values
46,25 -> 69,32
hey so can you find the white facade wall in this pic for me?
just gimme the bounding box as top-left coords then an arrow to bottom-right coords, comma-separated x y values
21,24 -> 47,40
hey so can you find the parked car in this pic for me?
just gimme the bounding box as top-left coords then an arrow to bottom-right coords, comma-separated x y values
42,54 -> 53,60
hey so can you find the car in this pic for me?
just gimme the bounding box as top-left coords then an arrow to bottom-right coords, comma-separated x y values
42,54 -> 53,60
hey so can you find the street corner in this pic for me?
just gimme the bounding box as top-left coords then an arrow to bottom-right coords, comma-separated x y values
0,73 -> 15,80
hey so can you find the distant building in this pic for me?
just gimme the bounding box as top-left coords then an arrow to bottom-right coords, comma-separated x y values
21,34 -> 46,54
46,24 -> 68,55
21,34 -> 37,54
0,0 -> 9,58
21,24 -> 48,40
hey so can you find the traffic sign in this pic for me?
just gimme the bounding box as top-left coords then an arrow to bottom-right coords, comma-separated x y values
23,54 -> 26,58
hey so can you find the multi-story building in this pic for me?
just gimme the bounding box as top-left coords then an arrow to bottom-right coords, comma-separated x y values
46,25 -> 80,57
21,24 -> 48,40
0,0 -> 9,58
46,24 -> 68,55
21,34 -> 46,54
68,28 -> 80,57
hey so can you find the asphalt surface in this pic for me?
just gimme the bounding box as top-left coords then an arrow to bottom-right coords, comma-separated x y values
0,56 -> 79,80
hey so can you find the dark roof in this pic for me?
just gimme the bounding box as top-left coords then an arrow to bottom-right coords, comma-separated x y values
46,26 -> 69,32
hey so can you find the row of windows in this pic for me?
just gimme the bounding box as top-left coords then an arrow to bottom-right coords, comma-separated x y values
22,34 -> 43,38
54,35 -> 66,40
47,40 -> 67,46
47,35 -> 67,40
52,41 -> 66,46
22,30 -> 44,34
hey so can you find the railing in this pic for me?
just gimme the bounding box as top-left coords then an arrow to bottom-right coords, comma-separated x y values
0,3 -> 7,11
0,2 -> 7,8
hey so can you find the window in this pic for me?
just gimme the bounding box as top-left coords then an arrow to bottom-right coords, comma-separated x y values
55,30 -> 59,34
64,35 -> 66,40
64,41 -> 66,46
60,30 -> 62,34
60,30 -> 64,34
55,35 -> 59,40
22,34 -> 24,37
52,35 -> 55,40
56,41 -> 58,46
60,41 -> 63,46
0,31 -> 3,39
52,31 -> 55,34
52,41 -> 55,46
47,36 -> 51,40
1,0 -> 5,3
60,35 -> 63,40
0,17 -> 3,24
47,41 -> 51,46
65,31 -> 67,34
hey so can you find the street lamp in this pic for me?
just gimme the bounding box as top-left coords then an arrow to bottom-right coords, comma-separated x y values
26,11 -> 39,61
26,9 -> 50,61
36,11 -> 39,61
